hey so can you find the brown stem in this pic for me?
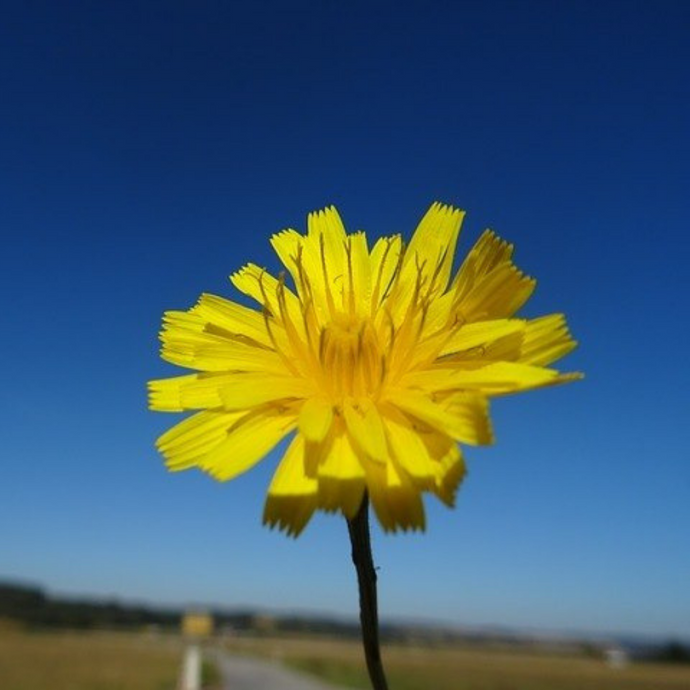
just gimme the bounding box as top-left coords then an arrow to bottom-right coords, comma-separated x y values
347,493 -> 389,690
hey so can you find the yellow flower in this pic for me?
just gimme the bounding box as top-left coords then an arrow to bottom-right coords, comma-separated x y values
149,203 -> 580,536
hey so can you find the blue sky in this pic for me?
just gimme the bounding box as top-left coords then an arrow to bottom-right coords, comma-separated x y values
1,1 -> 689,638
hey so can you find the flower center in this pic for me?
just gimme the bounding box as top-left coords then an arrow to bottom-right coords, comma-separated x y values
319,314 -> 385,401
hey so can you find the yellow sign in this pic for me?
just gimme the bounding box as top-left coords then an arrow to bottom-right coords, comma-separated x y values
181,611 -> 213,638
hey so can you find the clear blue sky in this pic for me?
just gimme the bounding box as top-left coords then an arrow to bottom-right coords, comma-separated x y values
1,1 -> 688,639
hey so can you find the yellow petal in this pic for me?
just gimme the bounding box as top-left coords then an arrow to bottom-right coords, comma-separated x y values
388,387 -> 492,446
308,207 -> 348,316
385,388 -> 474,442
198,408 -> 297,481
149,374 -> 198,412
459,263 -> 536,321
156,410 -> 244,471
440,392 -> 494,445
265,434 -> 316,496
298,397 -> 334,443
159,309 -> 286,372
269,208 -> 349,324
270,229 -> 306,292
344,232 -> 371,317
369,235 -> 402,312
190,293 -> 273,348
439,319 -> 526,357
149,373 -> 233,411
269,229 -> 333,339
519,314 -> 578,366
308,205 -> 346,256
384,203 -> 464,328
263,434 -> 318,537
380,404 -> 436,488
317,430 -> 366,518
343,398 -> 388,463
452,230 -> 535,320
462,362 -> 580,394
453,230 -> 514,290
219,373 -> 314,410
230,263 -> 305,335
419,291 -> 455,338
403,202 -> 465,296
430,443 -> 467,507
402,362 -> 578,396
407,317 -> 526,372
366,460 -> 426,533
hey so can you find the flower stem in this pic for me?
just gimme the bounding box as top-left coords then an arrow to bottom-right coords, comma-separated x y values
347,493 -> 389,690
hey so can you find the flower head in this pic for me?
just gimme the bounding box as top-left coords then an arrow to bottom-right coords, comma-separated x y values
149,204 -> 580,535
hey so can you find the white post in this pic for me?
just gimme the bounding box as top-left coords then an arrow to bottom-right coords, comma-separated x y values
179,644 -> 201,690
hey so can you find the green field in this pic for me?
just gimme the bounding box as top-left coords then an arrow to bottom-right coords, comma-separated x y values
224,634 -> 690,690
0,629 -> 181,690
2,628 -> 690,690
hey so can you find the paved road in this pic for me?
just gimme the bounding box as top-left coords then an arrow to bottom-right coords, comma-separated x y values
214,650 -> 354,690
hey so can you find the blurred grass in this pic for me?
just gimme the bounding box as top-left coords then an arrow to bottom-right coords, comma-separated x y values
4,627 -> 690,690
0,628 -> 180,690
200,656 -> 222,688
224,634 -> 690,690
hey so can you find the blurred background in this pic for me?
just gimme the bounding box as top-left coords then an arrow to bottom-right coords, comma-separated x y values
1,1 -> 689,689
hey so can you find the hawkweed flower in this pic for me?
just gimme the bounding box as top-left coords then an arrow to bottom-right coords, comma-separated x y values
150,203 -> 580,690
149,203 -> 580,536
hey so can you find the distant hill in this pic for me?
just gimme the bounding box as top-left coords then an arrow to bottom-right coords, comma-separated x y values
0,581 -> 179,630
0,580 -> 368,638
0,580 -> 514,641
1,579 -> 688,664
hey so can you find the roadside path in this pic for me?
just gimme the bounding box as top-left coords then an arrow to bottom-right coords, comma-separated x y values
214,649 -> 355,690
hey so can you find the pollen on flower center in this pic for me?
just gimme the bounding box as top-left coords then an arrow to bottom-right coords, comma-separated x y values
318,313 -> 385,402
